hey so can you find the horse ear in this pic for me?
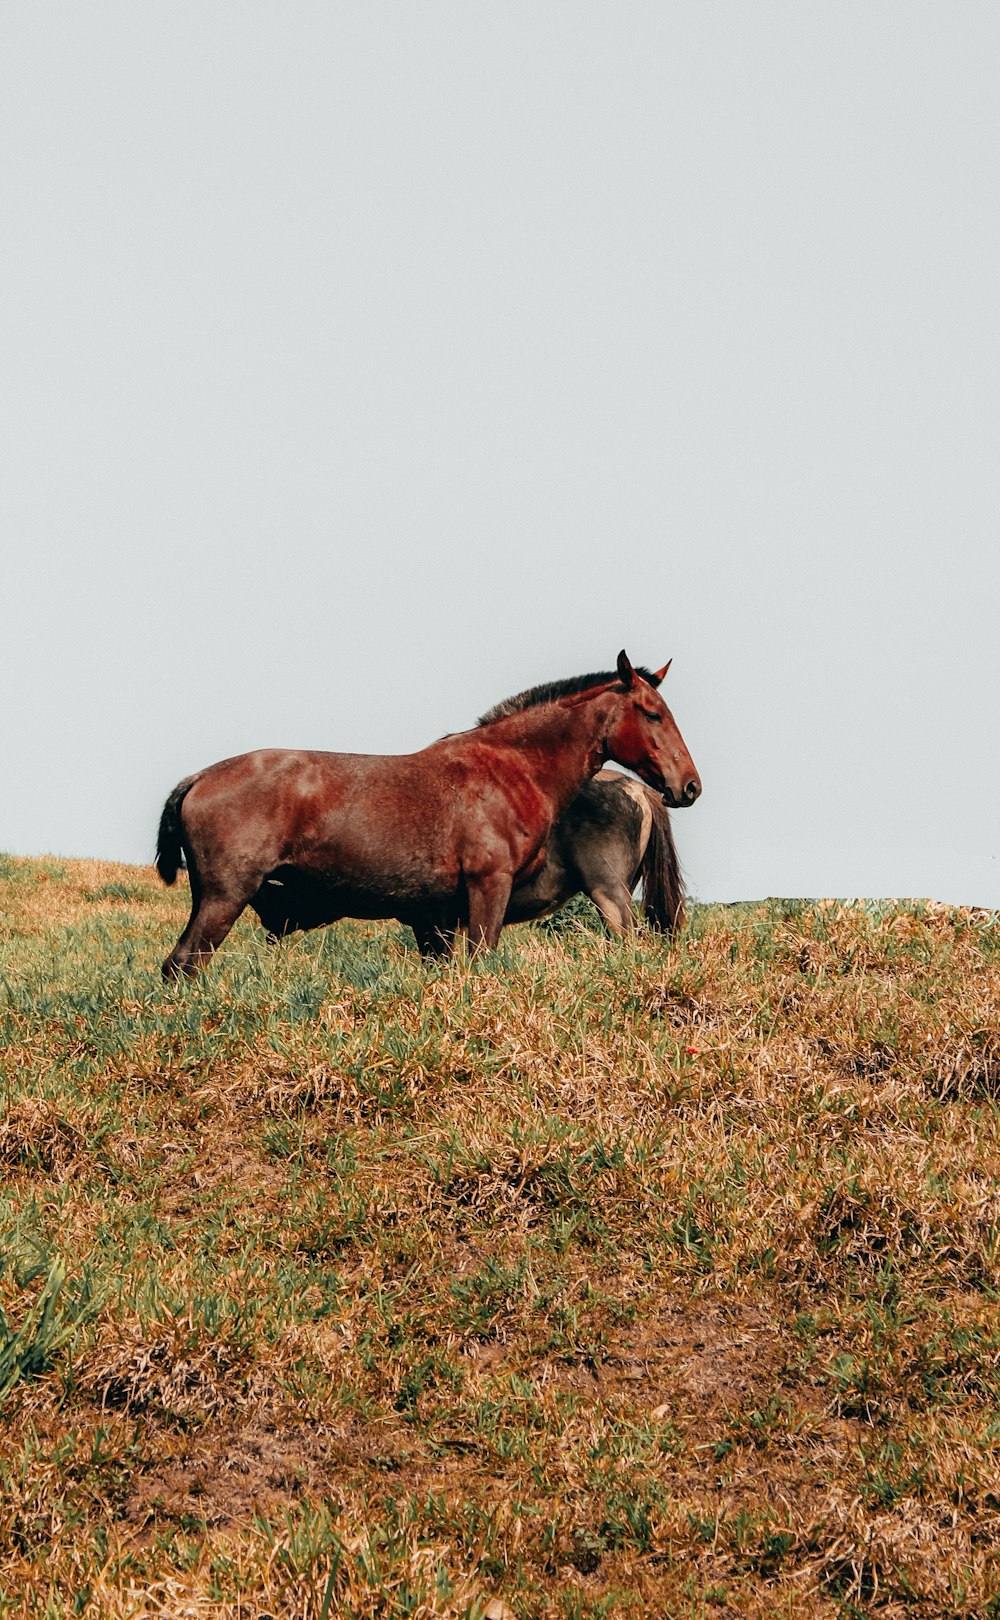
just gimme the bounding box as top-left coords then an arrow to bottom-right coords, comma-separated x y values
648,660 -> 672,687
616,649 -> 636,688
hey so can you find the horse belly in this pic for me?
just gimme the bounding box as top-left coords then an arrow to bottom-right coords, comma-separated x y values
292,800 -> 462,913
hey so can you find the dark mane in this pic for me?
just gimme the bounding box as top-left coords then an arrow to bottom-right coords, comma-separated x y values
478,668 -> 656,726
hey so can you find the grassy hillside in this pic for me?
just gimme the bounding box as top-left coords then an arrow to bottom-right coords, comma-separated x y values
0,855 -> 999,1618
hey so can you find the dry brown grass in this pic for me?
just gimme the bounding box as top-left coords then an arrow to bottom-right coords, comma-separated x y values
0,855 -> 999,1616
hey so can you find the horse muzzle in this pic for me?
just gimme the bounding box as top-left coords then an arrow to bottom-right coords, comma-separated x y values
662,776 -> 702,809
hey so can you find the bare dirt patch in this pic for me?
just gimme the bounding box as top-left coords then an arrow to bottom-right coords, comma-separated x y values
122,1409 -> 425,1538
601,1297 -> 789,1418
123,1417 -> 338,1534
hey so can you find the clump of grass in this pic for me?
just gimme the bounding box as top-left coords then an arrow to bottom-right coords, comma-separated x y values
86,1316 -> 251,1421
0,1258 -> 77,1407
0,1097 -> 88,1177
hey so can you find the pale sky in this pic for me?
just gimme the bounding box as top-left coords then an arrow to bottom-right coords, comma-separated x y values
2,5 -> 998,905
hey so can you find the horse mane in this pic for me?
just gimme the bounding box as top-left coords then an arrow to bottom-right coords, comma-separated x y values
478,667 -> 656,727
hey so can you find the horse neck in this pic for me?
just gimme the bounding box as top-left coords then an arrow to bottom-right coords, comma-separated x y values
491,693 -> 618,812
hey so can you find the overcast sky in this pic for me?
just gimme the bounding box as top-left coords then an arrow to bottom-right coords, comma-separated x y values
2,5 -> 998,904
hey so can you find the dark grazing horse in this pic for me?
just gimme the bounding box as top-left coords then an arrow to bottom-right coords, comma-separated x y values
156,651 -> 700,976
504,769 -> 685,935
253,770 -> 684,948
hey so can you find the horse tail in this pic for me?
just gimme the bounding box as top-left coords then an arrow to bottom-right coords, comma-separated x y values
155,776 -> 197,886
639,791 -> 686,934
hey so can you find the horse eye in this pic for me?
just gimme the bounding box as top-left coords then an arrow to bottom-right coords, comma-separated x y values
644,710 -> 663,724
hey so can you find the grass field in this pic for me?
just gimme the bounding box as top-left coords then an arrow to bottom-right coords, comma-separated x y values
0,856 -> 999,1618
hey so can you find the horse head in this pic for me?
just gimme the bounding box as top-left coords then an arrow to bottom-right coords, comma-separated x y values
603,650 -> 701,809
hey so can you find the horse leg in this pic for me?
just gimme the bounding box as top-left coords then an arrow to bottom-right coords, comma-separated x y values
411,920 -> 453,952
162,858 -> 204,974
162,885 -> 253,979
409,906 -> 458,958
412,921 -> 455,959
465,872 -> 513,953
590,880 -> 639,935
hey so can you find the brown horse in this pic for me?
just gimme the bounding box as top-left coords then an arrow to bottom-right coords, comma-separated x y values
156,651 -> 700,976
253,769 -> 685,946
